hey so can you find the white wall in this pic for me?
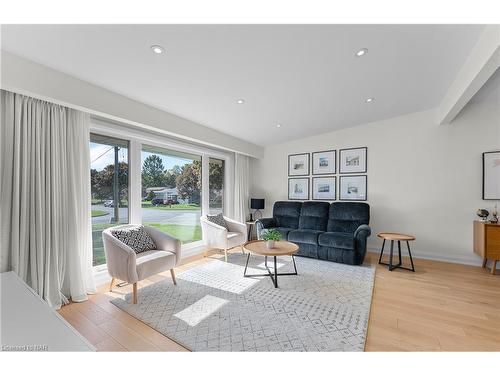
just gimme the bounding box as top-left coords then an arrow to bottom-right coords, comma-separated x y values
251,71 -> 500,266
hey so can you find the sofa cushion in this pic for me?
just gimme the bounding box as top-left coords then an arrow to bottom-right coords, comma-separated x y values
295,243 -> 319,259
327,202 -> 370,233
318,232 -> 355,249
273,201 -> 302,229
288,229 -> 323,245
136,250 -> 176,280
268,227 -> 295,240
227,231 -> 246,248
298,201 -> 330,231
111,225 -> 157,254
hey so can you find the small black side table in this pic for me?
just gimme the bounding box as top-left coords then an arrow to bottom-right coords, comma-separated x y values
377,232 -> 416,272
246,221 -> 256,241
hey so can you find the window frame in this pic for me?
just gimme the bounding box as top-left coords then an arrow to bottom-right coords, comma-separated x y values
90,133 -> 131,271
90,118 -> 233,270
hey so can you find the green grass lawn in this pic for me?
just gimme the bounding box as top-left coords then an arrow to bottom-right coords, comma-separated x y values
91,222 -> 201,267
91,210 -> 109,217
92,223 -> 116,266
144,223 -> 202,243
141,201 -> 201,211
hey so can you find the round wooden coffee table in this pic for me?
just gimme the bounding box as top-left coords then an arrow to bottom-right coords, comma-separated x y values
377,232 -> 416,272
242,240 -> 299,288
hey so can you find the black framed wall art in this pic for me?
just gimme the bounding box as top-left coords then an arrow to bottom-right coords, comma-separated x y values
288,178 -> 310,200
288,153 -> 310,176
312,150 -> 336,175
339,147 -> 367,174
483,151 -> 500,200
339,175 -> 367,201
312,177 -> 336,200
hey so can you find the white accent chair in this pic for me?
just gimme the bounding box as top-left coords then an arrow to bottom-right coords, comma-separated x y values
102,224 -> 181,304
200,216 -> 247,262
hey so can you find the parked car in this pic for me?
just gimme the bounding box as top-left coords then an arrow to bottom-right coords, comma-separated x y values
151,198 -> 179,206
104,200 -> 114,207
151,198 -> 164,206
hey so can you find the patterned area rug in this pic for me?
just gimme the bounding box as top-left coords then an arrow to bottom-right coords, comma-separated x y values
111,253 -> 375,351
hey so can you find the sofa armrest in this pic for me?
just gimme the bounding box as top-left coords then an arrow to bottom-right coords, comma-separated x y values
256,218 -> 276,239
354,224 -> 371,240
144,226 -> 182,265
353,224 -> 371,262
201,217 -> 229,249
102,231 -> 138,283
224,217 -> 247,236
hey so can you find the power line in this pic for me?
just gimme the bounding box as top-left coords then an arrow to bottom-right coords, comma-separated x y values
91,146 -> 115,164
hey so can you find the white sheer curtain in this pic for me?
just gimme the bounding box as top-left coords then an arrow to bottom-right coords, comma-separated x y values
0,90 -> 96,309
233,153 -> 250,223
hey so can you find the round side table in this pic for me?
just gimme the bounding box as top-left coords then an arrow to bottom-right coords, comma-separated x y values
377,232 -> 416,272
245,220 -> 256,241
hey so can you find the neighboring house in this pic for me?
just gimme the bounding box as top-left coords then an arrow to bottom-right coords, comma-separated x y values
153,187 -> 189,204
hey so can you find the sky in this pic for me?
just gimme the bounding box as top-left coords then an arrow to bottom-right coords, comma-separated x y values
90,142 -> 193,171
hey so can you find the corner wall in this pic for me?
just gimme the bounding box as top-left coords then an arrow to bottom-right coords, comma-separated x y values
250,72 -> 500,266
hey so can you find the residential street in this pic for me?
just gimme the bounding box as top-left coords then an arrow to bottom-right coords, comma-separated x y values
92,205 -> 201,225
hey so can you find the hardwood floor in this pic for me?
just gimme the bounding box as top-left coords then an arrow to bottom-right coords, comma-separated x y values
58,250 -> 500,351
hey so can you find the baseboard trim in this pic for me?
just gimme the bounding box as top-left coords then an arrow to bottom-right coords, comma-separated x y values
367,247 -> 484,267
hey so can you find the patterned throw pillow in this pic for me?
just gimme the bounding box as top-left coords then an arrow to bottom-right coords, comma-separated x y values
112,225 -> 157,254
206,213 -> 229,230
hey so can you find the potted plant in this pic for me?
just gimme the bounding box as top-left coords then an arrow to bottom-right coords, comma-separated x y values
262,229 -> 282,249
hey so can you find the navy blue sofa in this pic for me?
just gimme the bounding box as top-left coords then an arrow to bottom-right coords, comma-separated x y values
256,201 -> 371,265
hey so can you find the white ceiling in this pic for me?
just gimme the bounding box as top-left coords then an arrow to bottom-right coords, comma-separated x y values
1,25 -> 485,146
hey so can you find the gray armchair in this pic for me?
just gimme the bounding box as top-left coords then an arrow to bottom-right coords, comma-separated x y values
102,225 -> 181,304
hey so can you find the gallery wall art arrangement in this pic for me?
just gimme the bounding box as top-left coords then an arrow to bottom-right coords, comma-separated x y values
287,147 -> 368,201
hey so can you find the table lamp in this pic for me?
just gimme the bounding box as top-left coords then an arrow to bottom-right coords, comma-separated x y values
250,198 -> 265,221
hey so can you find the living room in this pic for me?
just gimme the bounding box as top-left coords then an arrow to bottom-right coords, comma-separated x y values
1,1 -> 499,373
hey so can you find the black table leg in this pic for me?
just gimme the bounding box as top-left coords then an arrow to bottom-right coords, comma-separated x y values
389,240 -> 395,271
378,239 -> 386,264
291,254 -> 298,275
243,254 -> 298,287
407,241 -> 416,272
273,256 -> 278,288
243,252 -> 251,276
397,240 -> 403,267
379,236 -> 416,272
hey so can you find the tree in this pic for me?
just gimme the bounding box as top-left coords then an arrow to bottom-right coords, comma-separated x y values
142,155 -> 166,188
176,161 -> 201,204
209,161 -> 224,204
164,165 -> 181,188
91,162 -> 128,206
90,169 -> 103,202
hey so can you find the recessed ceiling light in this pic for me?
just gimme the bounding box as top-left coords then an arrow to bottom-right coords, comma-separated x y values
151,45 -> 164,54
276,124 -> 282,128
365,97 -> 374,103
355,48 -> 368,57
237,99 -> 245,104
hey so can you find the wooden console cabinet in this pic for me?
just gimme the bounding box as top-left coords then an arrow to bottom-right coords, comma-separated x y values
473,220 -> 500,275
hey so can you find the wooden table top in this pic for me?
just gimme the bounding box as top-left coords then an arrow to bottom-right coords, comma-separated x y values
377,232 -> 416,241
243,240 -> 299,256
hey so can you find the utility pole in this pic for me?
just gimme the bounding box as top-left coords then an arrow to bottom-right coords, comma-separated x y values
113,146 -> 120,223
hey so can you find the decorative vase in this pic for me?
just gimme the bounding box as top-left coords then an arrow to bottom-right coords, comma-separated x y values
266,240 -> 275,249
476,209 -> 489,221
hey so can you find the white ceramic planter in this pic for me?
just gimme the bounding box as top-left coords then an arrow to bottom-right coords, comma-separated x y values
266,240 -> 275,249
